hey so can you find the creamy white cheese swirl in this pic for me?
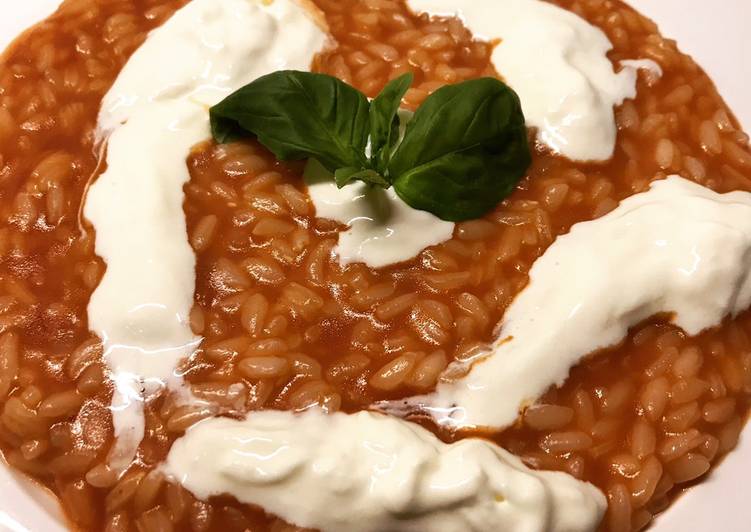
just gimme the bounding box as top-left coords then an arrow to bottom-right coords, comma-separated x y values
163,410 -> 606,532
406,0 -> 660,161
85,0 -> 328,469
406,176 -> 751,430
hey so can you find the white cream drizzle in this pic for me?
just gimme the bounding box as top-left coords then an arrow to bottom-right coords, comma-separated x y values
305,159 -> 455,268
620,58 -> 663,80
406,0 -> 661,161
399,176 -> 751,430
163,409 -> 606,532
84,0 -> 327,469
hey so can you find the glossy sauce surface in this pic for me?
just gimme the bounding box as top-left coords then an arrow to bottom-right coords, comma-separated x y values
0,1 -> 750,531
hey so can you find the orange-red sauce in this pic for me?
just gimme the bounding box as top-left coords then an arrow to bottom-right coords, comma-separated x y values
0,0 -> 749,531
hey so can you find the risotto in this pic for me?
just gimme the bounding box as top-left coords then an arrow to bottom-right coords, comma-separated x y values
0,0 -> 750,531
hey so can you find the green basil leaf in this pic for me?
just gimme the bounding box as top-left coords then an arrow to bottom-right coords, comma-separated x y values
212,71 -> 530,223
335,167 -> 390,189
368,72 -> 413,173
210,70 -> 370,172
393,137 -> 530,221
388,77 -> 530,221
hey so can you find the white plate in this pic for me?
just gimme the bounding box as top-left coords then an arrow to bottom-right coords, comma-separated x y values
0,1 -> 749,531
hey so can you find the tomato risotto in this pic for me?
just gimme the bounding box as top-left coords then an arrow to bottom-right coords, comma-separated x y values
0,0 -> 750,531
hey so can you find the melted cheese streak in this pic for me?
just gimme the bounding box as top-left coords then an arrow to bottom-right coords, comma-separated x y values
410,177 -> 751,430
85,0 -> 327,469
164,410 -> 606,532
406,0 -> 661,161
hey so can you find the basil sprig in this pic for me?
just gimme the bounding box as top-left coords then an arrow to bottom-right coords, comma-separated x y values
210,70 -> 531,221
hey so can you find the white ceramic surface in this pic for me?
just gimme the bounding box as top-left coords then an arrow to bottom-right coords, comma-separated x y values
0,1 -> 749,531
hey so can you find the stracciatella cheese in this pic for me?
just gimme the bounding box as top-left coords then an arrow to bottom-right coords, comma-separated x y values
306,179 -> 455,267
406,0 -> 660,161
402,177 -> 751,430
163,410 -> 606,532
84,0 -> 327,469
